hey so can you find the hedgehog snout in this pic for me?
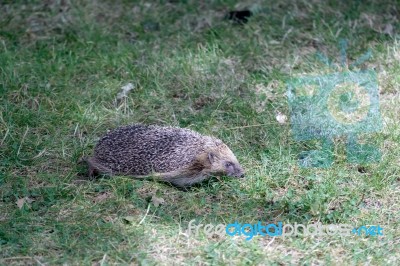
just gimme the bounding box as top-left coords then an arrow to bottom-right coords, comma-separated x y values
229,165 -> 245,178
236,167 -> 245,178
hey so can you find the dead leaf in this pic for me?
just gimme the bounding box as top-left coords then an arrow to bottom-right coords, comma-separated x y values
123,216 -> 136,223
92,192 -> 112,203
151,195 -> 165,207
16,198 -> 25,209
16,197 -> 34,209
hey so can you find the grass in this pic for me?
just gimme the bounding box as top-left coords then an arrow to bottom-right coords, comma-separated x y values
0,0 -> 399,264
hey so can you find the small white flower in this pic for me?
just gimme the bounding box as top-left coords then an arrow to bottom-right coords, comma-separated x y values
116,83 -> 135,100
276,111 -> 287,124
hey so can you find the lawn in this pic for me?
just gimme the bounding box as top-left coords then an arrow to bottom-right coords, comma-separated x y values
0,0 -> 399,265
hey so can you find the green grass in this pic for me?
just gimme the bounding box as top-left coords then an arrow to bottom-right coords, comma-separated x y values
1,0 -> 399,264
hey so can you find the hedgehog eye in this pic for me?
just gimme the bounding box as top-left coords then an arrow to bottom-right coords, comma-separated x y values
225,162 -> 233,168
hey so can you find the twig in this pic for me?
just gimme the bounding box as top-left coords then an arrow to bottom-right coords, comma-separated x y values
17,126 -> 29,156
138,203 -> 151,225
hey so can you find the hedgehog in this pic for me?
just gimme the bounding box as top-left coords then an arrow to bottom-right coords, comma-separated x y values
86,124 -> 245,187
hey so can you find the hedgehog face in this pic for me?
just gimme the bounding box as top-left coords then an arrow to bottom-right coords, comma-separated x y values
207,150 -> 245,178
223,160 -> 245,178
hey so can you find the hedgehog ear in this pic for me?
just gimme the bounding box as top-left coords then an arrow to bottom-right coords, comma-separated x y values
208,152 -> 216,164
